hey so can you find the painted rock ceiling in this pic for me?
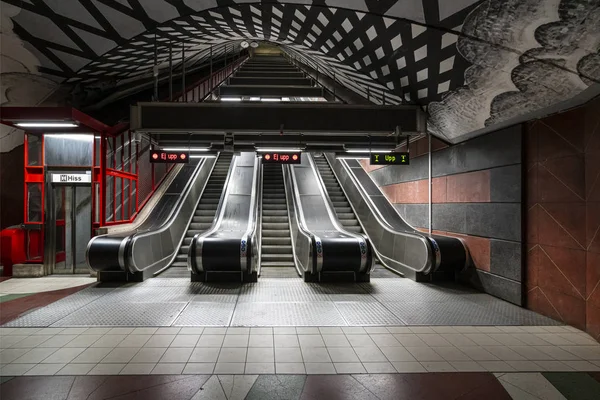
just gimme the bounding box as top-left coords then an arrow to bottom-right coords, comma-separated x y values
2,0 -> 599,143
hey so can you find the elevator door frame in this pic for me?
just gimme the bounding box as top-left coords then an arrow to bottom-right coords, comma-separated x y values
44,169 -> 93,275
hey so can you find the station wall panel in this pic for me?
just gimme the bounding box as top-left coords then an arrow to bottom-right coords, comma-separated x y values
525,96 -> 600,341
360,126 -> 523,305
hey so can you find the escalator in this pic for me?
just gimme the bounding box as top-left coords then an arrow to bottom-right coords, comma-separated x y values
314,157 -> 362,233
260,164 -> 297,278
313,156 -> 389,275
161,153 -> 233,276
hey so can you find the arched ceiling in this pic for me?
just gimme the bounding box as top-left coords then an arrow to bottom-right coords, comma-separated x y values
2,0 -> 599,143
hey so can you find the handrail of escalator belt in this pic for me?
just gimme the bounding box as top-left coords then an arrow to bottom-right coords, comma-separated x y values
286,164 -> 320,275
256,163 -> 264,276
86,157 -> 208,272
283,164 -> 316,276
188,154 -> 238,274
326,153 -> 437,275
125,156 -> 217,273
307,154 -> 373,274
240,155 -> 261,274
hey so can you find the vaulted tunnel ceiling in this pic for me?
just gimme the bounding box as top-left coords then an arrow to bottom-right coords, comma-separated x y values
2,0 -> 599,143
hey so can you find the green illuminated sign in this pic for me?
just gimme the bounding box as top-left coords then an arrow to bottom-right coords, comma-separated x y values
370,152 -> 410,165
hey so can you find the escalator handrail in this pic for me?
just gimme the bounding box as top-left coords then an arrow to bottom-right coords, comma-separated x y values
307,154 -> 372,274
327,153 -> 437,274
188,154 -> 239,273
283,164 -> 316,275
255,164 -> 264,275
240,155 -> 261,274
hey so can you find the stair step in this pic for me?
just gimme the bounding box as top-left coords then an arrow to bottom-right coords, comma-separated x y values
336,213 -> 356,219
335,207 -> 352,213
262,216 -> 288,223
263,210 -> 288,216
262,229 -> 290,237
262,237 -> 292,245
190,223 -> 212,230
261,245 -> 293,254
193,216 -> 214,223
262,222 -> 289,229
261,261 -> 296,268
196,210 -> 217,216
340,219 -> 359,226
332,201 -> 350,207
171,262 -> 187,268
344,226 -> 362,233
263,204 -> 287,210
262,253 -> 293,261
179,246 -> 190,254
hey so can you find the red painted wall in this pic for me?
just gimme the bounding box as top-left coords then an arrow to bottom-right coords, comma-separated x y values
526,97 -> 600,339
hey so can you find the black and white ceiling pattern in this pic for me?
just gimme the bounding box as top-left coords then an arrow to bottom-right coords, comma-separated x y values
3,0 -> 599,143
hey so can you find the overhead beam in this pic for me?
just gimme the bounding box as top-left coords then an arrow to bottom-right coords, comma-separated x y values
131,102 -> 426,134
219,85 -> 323,97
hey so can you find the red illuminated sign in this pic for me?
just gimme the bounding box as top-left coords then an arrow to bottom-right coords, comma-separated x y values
261,152 -> 302,164
149,150 -> 190,164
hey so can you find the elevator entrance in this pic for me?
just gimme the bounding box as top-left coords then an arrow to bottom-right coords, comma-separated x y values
44,170 -> 92,275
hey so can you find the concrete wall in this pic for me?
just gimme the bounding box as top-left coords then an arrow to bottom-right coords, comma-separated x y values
360,126 -> 524,305
525,97 -> 600,340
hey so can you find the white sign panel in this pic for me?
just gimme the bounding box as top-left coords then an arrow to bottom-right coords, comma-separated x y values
51,172 -> 92,184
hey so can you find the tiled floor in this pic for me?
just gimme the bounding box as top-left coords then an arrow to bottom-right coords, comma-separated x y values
1,325 -> 599,376
0,277 -> 96,295
1,371 -> 600,399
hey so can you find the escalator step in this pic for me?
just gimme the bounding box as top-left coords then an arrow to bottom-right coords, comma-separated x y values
262,253 -> 293,261
262,229 -> 290,236
262,237 -> 292,245
190,223 -> 212,230
261,245 -> 293,254
340,219 -> 359,226
193,216 -> 214,223
171,261 -> 187,268
263,222 -> 289,229
261,261 -> 296,268
262,216 -> 288,223
263,210 -> 288,216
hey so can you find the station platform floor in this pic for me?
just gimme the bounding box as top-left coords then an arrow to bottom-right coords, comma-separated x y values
1,274 -> 599,383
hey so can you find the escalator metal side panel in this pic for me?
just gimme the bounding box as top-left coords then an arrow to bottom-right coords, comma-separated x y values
326,154 -> 437,276
86,158 -> 206,272
190,152 -> 260,281
125,156 -> 218,275
289,156 -> 367,276
283,164 -> 314,277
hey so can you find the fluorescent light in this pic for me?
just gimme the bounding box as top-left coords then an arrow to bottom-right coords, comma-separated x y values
44,133 -> 93,141
336,154 -> 369,159
221,97 -> 242,102
249,97 -> 261,101
16,122 -> 78,128
261,98 -> 281,102
162,147 -> 210,151
190,154 -> 217,158
346,149 -> 393,153
256,148 -> 301,152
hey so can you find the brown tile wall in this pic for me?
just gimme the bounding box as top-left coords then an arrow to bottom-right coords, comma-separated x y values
525,97 -> 600,340
359,136 -> 503,276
